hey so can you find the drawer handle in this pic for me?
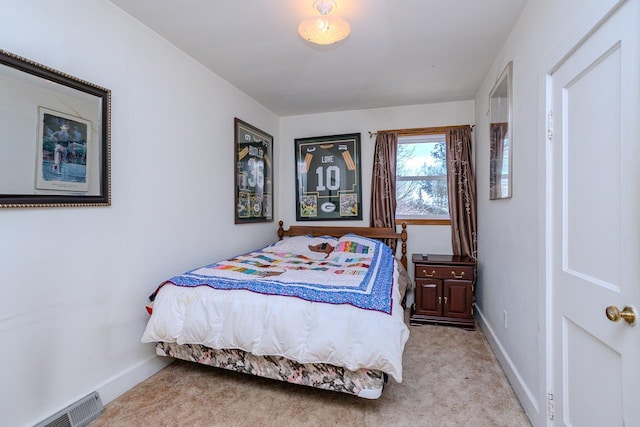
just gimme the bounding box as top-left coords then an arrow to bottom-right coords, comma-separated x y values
422,269 -> 436,277
451,271 -> 465,279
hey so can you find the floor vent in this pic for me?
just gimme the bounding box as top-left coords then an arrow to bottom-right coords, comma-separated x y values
35,391 -> 104,427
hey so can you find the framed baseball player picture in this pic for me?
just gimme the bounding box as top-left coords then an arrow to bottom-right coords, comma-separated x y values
294,133 -> 362,221
234,118 -> 273,223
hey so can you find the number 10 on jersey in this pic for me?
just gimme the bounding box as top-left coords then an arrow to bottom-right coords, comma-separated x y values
294,133 -> 362,221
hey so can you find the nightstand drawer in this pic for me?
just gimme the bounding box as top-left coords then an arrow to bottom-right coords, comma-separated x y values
414,265 -> 474,280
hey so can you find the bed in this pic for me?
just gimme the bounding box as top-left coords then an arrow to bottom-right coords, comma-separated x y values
141,221 -> 410,399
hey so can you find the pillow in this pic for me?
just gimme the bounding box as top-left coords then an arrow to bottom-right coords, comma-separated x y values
333,235 -> 374,254
263,235 -> 338,255
395,260 -> 413,298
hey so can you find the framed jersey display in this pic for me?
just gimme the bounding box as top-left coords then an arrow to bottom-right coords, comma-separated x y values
294,133 -> 362,221
234,118 -> 273,223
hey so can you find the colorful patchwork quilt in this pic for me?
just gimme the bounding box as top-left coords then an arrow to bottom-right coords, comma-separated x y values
151,234 -> 395,314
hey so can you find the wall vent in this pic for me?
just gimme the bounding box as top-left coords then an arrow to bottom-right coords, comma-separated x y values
35,391 -> 104,427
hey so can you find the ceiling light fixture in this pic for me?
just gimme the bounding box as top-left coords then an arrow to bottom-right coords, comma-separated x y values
298,0 -> 351,45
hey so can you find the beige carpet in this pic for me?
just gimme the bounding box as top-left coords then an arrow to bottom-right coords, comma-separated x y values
91,312 -> 530,427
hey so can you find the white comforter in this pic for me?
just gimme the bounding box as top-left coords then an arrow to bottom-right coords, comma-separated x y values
141,261 -> 409,382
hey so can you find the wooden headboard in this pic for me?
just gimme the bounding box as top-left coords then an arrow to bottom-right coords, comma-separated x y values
277,220 -> 408,270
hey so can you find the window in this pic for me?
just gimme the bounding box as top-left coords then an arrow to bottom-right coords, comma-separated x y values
396,133 -> 450,223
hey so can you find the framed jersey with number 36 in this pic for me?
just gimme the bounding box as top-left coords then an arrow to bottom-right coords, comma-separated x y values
294,133 -> 362,221
234,118 -> 273,224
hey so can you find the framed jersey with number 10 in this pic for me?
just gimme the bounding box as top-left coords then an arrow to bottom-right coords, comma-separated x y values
294,133 -> 362,221
234,118 -> 273,223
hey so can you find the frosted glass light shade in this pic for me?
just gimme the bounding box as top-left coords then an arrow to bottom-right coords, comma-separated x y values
298,15 -> 351,45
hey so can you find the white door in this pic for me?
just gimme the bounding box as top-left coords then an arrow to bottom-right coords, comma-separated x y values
549,0 -> 640,425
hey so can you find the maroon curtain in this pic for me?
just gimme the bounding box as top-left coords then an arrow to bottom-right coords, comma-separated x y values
446,127 -> 477,260
489,123 -> 507,199
370,131 -> 398,251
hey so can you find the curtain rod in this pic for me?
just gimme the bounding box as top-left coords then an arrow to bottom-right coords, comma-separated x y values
368,124 -> 474,138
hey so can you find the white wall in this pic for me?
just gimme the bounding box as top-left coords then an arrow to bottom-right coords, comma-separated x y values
279,101 -> 475,283
474,0 -> 624,425
0,1 -> 279,426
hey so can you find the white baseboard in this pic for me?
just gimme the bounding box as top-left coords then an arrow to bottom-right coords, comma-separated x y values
96,354 -> 172,405
475,306 -> 539,423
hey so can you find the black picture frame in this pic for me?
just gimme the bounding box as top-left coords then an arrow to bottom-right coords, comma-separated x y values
234,118 -> 274,223
294,133 -> 362,221
0,49 -> 111,208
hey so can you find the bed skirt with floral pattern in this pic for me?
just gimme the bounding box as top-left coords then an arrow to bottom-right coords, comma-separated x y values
156,342 -> 385,399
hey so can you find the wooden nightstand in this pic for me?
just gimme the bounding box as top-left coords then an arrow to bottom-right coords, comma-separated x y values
410,254 -> 476,329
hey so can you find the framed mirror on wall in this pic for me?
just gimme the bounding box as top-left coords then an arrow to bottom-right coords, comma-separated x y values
489,61 -> 513,200
0,50 -> 111,208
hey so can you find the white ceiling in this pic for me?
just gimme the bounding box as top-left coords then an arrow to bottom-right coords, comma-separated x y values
109,0 -> 527,116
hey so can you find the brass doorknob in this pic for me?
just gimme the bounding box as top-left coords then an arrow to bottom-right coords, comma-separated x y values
605,305 -> 637,326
